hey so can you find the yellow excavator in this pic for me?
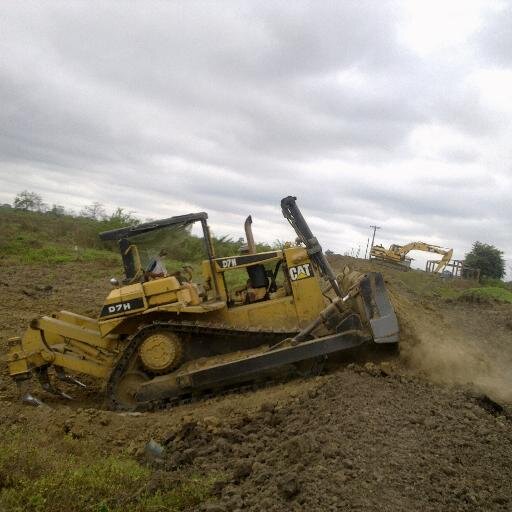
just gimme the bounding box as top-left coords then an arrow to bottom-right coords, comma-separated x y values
370,242 -> 453,272
6,197 -> 399,410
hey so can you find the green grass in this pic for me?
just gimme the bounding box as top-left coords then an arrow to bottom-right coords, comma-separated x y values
0,207 -> 274,267
388,269 -> 475,299
394,271 -> 512,303
458,286 -> 512,304
480,278 -> 512,290
0,235 -> 119,264
383,267 -> 512,304
0,427 -> 218,512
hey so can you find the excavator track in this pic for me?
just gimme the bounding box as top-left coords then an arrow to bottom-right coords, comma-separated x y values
371,258 -> 410,272
105,320 -> 298,411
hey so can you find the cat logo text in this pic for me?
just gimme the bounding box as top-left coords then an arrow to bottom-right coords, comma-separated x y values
289,263 -> 314,281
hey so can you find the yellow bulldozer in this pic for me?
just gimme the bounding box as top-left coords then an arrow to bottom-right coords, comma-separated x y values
370,241 -> 453,272
6,197 -> 399,410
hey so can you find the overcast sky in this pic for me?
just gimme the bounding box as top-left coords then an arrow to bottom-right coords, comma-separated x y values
1,1 -> 511,272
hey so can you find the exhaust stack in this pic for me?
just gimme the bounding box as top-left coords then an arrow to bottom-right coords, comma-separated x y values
244,215 -> 256,254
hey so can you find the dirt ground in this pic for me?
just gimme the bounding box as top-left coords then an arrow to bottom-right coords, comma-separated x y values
1,259 -> 511,511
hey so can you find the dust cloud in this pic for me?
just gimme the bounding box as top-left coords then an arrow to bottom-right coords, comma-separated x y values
395,294 -> 512,405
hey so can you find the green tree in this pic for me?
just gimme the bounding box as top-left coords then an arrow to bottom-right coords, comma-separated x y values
109,207 -> 139,227
465,241 -> 505,280
80,202 -> 106,220
13,190 -> 47,212
48,204 -> 66,216
100,207 -> 140,231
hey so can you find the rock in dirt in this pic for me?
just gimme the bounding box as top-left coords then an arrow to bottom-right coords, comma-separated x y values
259,401 -> 276,413
34,284 -> 53,292
232,460 -> 253,482
203,415 -> 222,432
144,439 -> 165,461
277,474 -> 301,499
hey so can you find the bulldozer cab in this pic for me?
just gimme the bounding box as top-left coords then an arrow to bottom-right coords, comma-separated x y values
200,244 -> 327,329
100,212 -> 214,286
99,212 -> 295,308
98,210 -> 329,330
209,250 -> 287,306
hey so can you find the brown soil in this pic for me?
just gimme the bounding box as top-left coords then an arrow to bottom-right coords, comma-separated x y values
1,259 -> 512,511
161,365 -> 512,512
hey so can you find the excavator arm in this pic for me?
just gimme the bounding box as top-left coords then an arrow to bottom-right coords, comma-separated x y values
394,242 -> 453,273
432,248 -> 453,273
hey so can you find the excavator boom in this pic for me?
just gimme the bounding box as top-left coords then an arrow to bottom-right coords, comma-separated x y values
371,240 -> 453,272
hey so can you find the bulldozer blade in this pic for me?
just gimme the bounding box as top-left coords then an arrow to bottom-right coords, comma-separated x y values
360,273 -> 399,344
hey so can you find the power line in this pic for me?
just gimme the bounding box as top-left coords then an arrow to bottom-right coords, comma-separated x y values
369,225 -> 381,259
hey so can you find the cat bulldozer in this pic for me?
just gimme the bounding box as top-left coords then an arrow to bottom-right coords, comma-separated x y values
6,196 -> 399,410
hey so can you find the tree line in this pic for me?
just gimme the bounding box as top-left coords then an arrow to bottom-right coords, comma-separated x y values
4,190 -> 272,262
11,190 -> 139,226
5,191 -> 507,279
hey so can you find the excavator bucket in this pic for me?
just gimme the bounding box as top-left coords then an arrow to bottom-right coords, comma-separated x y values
359,272 -> 399,344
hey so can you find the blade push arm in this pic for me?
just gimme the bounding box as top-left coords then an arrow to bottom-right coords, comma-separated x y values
281,196 -> 342,297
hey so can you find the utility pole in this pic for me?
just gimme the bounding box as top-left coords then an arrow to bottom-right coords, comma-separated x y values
369,225 -> 381,259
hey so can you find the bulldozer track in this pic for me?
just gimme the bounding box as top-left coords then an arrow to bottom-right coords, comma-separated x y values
146,376 -> 288,413
105,320 -> 298,411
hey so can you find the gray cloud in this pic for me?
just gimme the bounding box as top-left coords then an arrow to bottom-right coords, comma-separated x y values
476,3 -> 512,66
0,1 -> 510,273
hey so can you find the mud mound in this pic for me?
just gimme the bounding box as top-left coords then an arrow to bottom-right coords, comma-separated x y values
158,366 -> 512,511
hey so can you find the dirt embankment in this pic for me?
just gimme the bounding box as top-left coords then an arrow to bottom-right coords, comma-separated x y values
158,365 -> 512,512
395,293 -> 512,405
